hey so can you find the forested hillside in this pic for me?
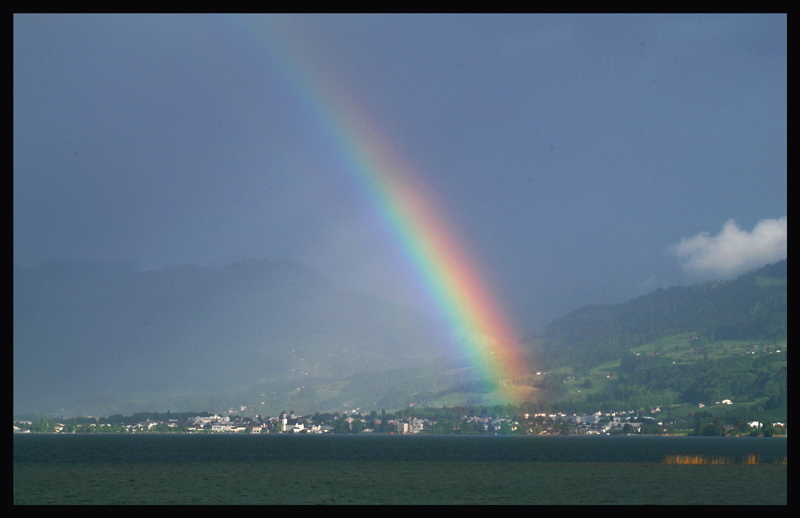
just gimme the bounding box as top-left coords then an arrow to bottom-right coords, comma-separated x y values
535,260 -> 786,372
515,260 -> 787,416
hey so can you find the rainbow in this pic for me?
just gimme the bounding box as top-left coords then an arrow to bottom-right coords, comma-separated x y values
236,16 -> 532,400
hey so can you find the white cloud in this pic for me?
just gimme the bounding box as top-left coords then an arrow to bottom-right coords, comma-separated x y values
670,216 -> 787,278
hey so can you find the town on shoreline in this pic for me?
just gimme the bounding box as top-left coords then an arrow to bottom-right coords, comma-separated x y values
13,405 -> 787,437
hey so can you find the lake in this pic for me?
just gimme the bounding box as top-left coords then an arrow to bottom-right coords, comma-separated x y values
13,434 -> 787,505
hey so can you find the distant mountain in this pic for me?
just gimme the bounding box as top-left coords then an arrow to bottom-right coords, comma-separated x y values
13,259 -> 452,416
14,258 -> 787,418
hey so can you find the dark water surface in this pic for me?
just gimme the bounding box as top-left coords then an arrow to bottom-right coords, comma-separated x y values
14,434 -> 787,505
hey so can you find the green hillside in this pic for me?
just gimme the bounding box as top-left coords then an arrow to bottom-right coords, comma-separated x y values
205,260 -> 788,419
517,260 -> 787,418
536,260 -> 786,369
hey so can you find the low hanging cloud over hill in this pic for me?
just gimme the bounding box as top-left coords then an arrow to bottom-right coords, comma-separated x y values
670,216 -> 787,279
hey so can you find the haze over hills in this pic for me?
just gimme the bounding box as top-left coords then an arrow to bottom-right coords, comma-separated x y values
13,258 -> 786,418
13,259 -> 456,417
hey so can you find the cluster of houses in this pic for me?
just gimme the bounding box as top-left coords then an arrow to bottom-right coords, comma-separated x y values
184,411 -> 427,434
127,410 -> 668,435
14,402 -> 786,435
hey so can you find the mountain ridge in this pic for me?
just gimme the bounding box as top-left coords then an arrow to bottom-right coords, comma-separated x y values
536,259 -> 787,371
13,258 -> 452,416
13,258 -> 786,417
